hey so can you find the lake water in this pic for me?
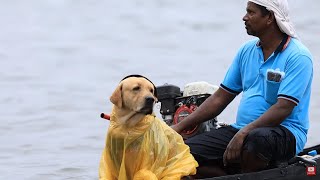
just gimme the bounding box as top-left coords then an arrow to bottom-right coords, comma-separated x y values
0,0 -> 319,179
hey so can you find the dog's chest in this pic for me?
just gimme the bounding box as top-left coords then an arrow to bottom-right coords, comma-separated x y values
108,131 -> 151,162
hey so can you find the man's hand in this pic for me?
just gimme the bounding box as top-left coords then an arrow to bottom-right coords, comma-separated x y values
171,124 -> 184,134
223,130 -> 248,166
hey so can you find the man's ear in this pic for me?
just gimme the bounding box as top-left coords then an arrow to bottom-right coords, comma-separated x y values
267,11 -> 275,25
110,83 -> 123,108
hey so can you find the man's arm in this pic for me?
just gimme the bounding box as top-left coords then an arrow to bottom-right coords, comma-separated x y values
223,98 -> 295,165
171,88 -> 237,134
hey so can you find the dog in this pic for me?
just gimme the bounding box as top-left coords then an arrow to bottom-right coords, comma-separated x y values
99,75 -> 198,180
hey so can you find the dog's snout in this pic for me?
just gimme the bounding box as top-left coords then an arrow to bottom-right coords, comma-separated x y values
145,96 -> 155,104
140,96 -> 155,114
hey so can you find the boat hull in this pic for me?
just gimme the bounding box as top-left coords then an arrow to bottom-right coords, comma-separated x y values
203,146 -> 320,180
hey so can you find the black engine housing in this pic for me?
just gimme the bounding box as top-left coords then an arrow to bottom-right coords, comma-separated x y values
156,83 -> 217,138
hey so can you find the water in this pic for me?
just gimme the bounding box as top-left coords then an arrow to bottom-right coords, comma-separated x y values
0,0 -> 319,179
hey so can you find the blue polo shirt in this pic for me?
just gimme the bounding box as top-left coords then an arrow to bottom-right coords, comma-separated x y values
221,37 -> 313,154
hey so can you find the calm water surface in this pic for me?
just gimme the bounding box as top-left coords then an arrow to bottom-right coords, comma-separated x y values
0,0 -> 319,179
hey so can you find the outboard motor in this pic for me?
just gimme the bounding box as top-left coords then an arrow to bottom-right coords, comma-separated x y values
157,81 -> 219,139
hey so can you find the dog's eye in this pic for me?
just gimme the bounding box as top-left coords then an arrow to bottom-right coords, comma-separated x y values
150,89 -> 154,93
133,86 -> 140,91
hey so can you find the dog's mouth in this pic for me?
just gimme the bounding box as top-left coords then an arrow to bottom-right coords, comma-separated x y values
138,106 -> 153,115
136,96 -> 155,115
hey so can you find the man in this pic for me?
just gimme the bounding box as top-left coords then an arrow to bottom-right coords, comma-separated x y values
172,0 -> 313,178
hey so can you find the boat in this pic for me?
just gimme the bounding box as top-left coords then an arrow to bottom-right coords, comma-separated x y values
203,147 -> 320,180
156,81 -> 319,180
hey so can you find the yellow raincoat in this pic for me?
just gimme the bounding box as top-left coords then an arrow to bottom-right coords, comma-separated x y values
99,113 -> 198,180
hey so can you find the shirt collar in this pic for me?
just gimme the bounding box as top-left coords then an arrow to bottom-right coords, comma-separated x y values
256,35 -> 291,55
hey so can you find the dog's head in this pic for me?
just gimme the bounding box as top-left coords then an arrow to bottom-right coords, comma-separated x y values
110,75 -> 158,115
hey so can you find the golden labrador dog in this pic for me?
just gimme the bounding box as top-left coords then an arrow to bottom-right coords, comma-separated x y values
99,75 -> 198,180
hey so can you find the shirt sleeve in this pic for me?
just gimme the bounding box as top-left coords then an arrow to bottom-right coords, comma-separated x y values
221,49 -> 243,95
278,55 -> 313,105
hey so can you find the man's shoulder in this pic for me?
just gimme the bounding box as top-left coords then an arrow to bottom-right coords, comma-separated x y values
287,38 -> 313,58
237,38 -> 260,53
242,38 -> 259,48
236,38 -> 260,58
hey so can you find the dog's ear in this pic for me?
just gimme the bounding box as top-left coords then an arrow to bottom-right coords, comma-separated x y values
110,83 -> 123,108
153,88 -> 158,103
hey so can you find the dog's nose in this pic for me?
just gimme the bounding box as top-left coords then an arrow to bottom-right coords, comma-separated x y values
145,96 -> 155,104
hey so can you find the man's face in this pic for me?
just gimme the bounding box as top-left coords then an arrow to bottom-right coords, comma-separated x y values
242,2 -> 270,36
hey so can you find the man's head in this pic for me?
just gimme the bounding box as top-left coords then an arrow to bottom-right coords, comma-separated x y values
244,0 -> 297,38
243,2 -> 274,37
